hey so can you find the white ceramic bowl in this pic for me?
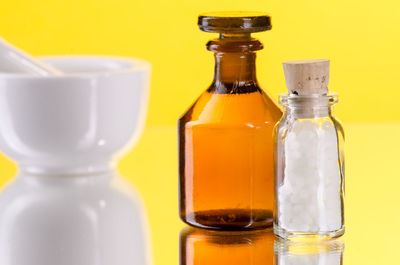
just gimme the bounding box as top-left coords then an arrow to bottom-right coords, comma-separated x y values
0,56 -> 151,175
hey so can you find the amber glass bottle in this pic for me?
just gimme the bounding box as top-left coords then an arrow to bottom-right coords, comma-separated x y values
180,227 -> 274,265
179,12 -> 282,230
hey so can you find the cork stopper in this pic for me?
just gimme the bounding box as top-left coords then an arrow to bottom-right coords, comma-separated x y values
283,59 -> 330,96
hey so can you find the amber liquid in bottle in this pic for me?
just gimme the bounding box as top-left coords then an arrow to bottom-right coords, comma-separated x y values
179,13 -> 282,230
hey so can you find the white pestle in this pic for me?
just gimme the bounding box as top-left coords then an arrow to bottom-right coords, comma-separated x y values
0,37 -> 62,76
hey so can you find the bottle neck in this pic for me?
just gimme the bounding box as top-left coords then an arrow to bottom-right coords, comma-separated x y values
285,105 -> 333,119
207,37 -> 263,93
279,93 -> 338,119
213,52 -> 257,84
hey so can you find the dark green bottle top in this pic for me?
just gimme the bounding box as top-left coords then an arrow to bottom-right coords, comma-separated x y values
198,11 -> 272,34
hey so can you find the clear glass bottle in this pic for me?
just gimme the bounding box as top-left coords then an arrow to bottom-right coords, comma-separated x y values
274,60 -> 345,239
179,12 -> 282,230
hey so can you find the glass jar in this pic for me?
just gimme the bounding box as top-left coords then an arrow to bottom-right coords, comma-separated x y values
274,93 -> 345,239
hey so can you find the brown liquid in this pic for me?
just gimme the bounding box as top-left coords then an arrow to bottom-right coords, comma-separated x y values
179,36 -> 282,230
180,228 -> 275,265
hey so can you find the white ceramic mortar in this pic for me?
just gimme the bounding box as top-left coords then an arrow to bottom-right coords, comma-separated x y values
0,56 -> 152,265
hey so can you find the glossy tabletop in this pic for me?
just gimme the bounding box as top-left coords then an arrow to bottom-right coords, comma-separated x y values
0,122 -> 399,264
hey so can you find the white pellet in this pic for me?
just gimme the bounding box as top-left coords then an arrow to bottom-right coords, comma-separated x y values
277,120 -> 342,232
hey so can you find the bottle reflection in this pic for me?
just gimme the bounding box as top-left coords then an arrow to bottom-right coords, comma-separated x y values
180,227 -> 344,265
274,239 -> 344,265
180,227 -> 275,265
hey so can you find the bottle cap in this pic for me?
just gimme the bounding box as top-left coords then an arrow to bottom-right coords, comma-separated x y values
283,59 -> 330,96
198,11 -> 271,34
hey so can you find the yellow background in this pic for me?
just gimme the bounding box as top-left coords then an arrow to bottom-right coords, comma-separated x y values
0,1 -> 400,265
0,0 -> 399,124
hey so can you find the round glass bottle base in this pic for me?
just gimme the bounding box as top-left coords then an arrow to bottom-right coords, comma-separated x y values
274,225 -> 345,240
181,209 -> 274,231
